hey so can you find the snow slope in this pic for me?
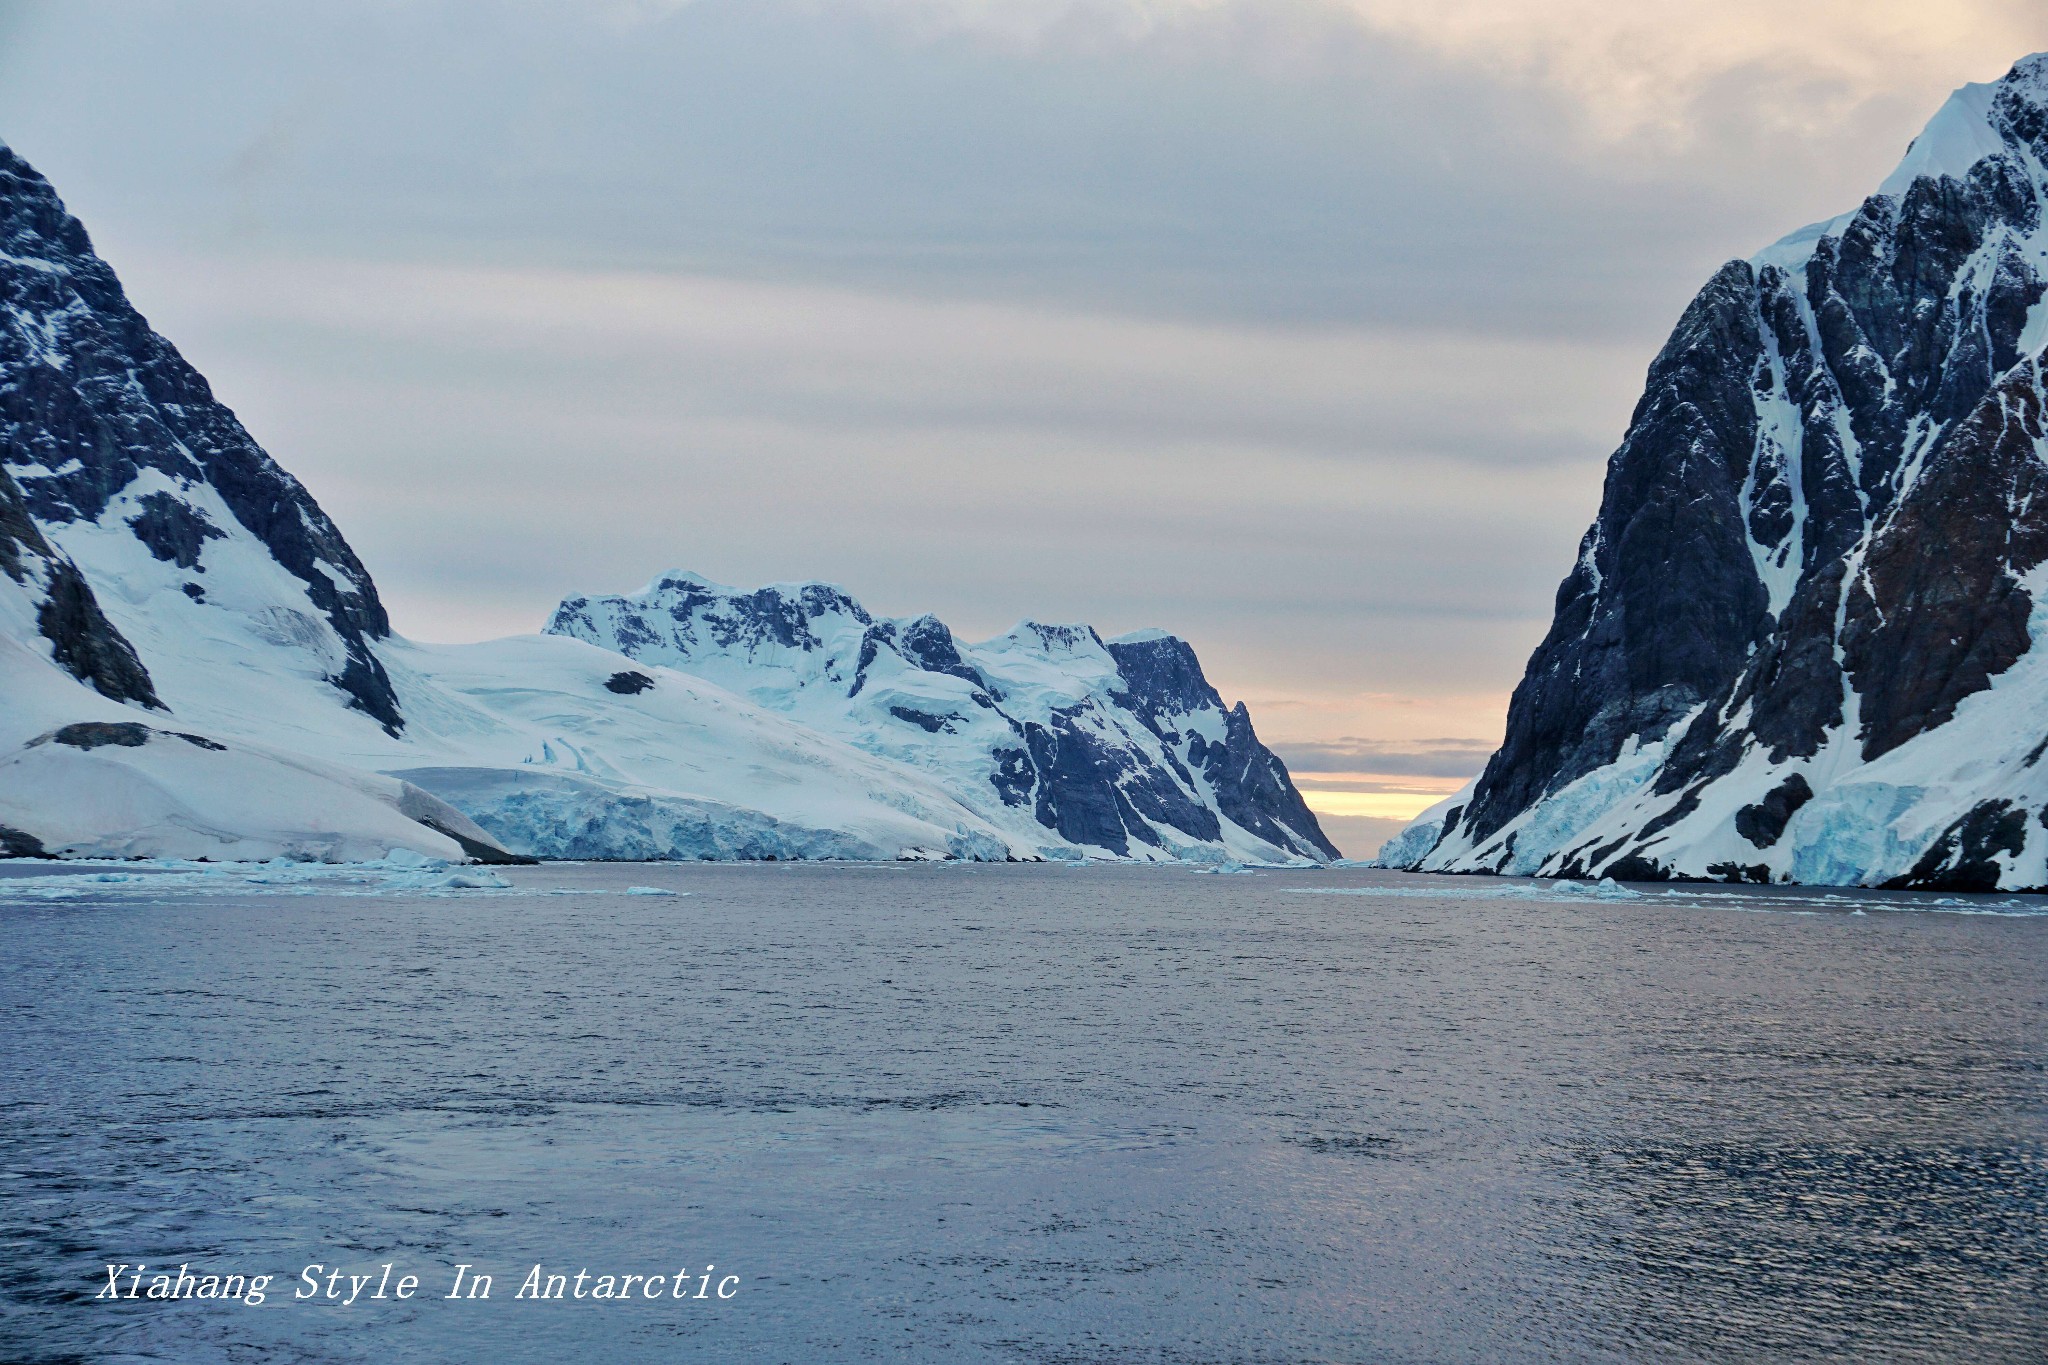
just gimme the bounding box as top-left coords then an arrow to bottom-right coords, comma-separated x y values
0,549 -> 502,862
0,476 -> 1026,861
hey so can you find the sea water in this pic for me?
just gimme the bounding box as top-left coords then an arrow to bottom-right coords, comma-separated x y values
1,863 -> 2042,1362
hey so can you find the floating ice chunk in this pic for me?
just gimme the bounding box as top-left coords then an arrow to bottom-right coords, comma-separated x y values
1547,877 -> 1642,900
380,848 -> 446,870
625,885 -> 683,896
429,871 -> 510,890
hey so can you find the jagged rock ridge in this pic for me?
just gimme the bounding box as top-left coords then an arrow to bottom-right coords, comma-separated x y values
1381,54 -> 2048,891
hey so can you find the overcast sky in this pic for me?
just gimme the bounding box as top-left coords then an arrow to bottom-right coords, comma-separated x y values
1,0 -> 2039,851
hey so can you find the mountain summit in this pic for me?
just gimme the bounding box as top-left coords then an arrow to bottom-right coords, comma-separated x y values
1381,54 -> 2048,890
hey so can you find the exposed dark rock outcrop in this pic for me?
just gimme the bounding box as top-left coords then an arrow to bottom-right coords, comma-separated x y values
0,462 -> 158,707
32,721 -> 228,752
1107,633 -> 1336,859
0,823 -> 48,857
1734,775 -> 1814,849
1886,801 -> 2029,892
48,721 -> 150,749
126,491 -> 226,570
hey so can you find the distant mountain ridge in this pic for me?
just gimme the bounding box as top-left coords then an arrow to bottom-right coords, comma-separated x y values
1380,54 -> 2048,890
548,573 -> 1338,862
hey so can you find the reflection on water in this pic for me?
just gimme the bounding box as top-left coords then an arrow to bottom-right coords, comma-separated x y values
0,864 -> 2041,1362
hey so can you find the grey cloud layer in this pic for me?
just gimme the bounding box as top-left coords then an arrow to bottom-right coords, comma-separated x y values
1270,739 -> 1496,778
2,0 -> 1988,338
119,252 -> 1597,707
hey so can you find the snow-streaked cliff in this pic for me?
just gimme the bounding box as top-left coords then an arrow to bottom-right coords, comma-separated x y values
1380,54 -> 2048,891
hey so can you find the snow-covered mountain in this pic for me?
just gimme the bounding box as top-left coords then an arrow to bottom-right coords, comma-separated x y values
1380,54 -> 2048,891
0,141 -> 1329,864
547,573 -> 1338,862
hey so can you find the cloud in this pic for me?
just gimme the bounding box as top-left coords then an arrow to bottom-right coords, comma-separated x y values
835,0 -> 2042,144
152,252 -> 1639,468
15,0 -> 2022,349
1270,737 -> 1496,777
102,246 -> 1587,735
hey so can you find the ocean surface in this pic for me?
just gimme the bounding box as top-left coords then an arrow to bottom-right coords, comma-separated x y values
0,862 -> 2042,1363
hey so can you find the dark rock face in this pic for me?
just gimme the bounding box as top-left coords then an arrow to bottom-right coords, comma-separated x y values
888,704 -> 959,733
33,562 -> 161,710
548,577 -> 1338,860
0,144 -> 402,732
1393,55 -> 2048,888
1840,358 -> 2048,759
126,491 -> 225,570
48,721 -> 150,749
32,721 -> 228,752
1735,775 -> 1814,849
1106,635 -> 1339,859
894,615 -> 983,686
0,462 -> 158,707
989,747 -> 1034,807
1019,711 -> 1201,854
604,670 -> 656,695
0,823 -> 48,857
1888,801 -> 2029,892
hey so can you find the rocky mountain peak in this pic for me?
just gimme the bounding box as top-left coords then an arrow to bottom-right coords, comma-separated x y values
1380,53 -> 2048,890
0,142 -> 402,734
